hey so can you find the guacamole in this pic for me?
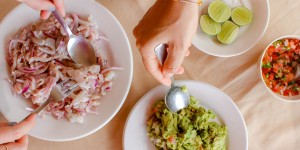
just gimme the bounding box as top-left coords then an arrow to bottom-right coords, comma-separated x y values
147,97 -> 227,150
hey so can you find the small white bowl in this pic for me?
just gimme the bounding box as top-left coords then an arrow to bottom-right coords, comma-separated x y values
192,0 -> 270,57
259,35 -> 300,102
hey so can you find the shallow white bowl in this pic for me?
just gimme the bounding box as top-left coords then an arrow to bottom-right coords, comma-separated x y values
192,0 -> 270,57
259,35 -> 300,102
123,80 -> 248,150
0,0 -> 133,141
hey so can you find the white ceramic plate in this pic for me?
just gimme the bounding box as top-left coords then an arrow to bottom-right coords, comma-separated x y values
192,0 -> 270,57
0,0 -> 133,141
123,80 -> 248,150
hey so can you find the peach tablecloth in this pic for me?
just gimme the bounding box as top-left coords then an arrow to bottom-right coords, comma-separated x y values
1,0 -> 300,150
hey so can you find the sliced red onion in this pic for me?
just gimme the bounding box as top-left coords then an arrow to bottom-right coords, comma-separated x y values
42,31 -> 56,38
54,59 -> 65,66
94,79 -> 99,88
21,85 -> 30,93
100,66 -> 123,74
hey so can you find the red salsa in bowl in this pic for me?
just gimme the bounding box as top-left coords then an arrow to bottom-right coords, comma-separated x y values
261,38 -> 300,97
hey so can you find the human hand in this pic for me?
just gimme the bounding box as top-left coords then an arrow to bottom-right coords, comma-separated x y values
17,0 -> 65,19
133,0 -> 199,86
0,114 -> 36,150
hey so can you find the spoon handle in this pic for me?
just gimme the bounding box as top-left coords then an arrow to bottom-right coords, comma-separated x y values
154,44 -> 175,87
51,9 -> 73,37
154,44 -> 168,65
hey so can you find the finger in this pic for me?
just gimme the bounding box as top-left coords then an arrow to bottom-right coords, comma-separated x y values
163,43 -> 187,77
16,135 -> 28,146
139,40 -> 171,86
175,66 -> 184,74
17,0 -> 55,11
0,114 -> 36,143
141,56 -> 171,86
0,122 -> 8,127
53,0 -> 66,17
185,50 -> 190,56
5,135 -> 28,150
40,10 -> 51,20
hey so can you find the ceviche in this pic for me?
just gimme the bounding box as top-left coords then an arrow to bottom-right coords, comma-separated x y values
147,95 -> 227,150
6,14 -> 122,123
262,38 -> 300,96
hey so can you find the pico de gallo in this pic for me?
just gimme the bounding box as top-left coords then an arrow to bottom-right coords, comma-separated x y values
262,38 -> 300,96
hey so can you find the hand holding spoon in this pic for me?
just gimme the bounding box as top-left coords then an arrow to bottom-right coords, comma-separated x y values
52,9 -> 97,66
154,44 -> 190,113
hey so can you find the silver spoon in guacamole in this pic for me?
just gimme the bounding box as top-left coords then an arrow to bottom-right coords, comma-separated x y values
154,44 -> 190,113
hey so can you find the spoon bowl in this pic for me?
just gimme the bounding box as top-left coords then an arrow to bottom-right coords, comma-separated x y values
154,44 -> 190,113
67,36 -> 97,66
52,9 -> 97,66
165,86 -> 190,112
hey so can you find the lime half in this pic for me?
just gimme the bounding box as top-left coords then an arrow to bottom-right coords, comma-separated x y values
208,0 -> 231,23
200,15 -> 221,35
217,21 -> 239,44
231,6 -> 253,26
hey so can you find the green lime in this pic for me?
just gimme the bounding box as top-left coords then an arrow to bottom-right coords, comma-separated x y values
208,0 -> 231,23
231,6 -> 253,26
217,21 -> 239,44
200,15 -> 221,35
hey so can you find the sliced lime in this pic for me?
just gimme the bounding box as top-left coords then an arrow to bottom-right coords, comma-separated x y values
200,15 -> 221,35
217,21 -> 239,44
208,0 -> 231,23
231,6 -> 253,26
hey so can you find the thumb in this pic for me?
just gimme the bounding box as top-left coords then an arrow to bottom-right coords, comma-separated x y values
18,0 -> 55,11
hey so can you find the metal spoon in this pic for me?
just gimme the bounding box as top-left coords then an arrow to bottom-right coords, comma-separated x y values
52,10 -> 97,66
154,44 -> 190,113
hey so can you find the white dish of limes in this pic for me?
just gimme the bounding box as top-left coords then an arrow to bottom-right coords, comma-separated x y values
192,0 -> 270,57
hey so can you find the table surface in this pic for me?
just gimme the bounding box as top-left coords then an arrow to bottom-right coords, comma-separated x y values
1,0 -> 300,150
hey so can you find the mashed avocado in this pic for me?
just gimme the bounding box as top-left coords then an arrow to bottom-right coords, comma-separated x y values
147,97 -> 227,150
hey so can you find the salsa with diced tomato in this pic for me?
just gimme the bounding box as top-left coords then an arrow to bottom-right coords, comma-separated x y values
262,38 -> 300,96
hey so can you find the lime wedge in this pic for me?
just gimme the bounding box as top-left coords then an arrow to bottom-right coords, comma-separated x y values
217,21 -> 239,44
231,6 -> 253,26
200,15 -> 221,35
208,0 -> 231,23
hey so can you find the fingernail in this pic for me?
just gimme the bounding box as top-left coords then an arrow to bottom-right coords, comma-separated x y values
47,6 -> 56,12
8,122 -> 17,126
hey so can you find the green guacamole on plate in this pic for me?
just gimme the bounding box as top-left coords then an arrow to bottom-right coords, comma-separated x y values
147,97 -> 227,150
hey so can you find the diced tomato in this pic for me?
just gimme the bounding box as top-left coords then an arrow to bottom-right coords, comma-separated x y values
283,89 -> 293,96
152,107 -> 158,113
272,87 -> 280,93
282,53 -> 290,59
272,54 -> 279,61
295,49 -> 300,54
263,56 -> 272,62
262,68 -> 271,74
267,46 -> 275,55
283,66 -> 293,73
285,73 -> 295,82
269,73 -> 274,80
167,135 -> 175,143
272,81 -> 277,89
